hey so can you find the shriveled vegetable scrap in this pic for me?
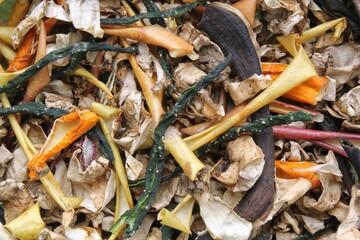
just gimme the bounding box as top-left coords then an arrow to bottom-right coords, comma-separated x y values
1,0 -> 360,239
275,160 -> 321,189
103,25 -> 194,58
28,110 -> 99,180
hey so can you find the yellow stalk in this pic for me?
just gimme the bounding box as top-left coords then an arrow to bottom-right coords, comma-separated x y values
299,17 -> 346,43
121,0 -> 144,27
158,194 -> 195,234
121,39 -> 164,126
67,65 -> 113,99
0,93 -> 34,159
163,135 -> 205,180
92,104 -> 131,239
181,121 -> 216,136
5,203 -> 45,240
90,101 -> 119,119
98,118 -> 134,208
276,34 -> 300,57
108,177 -> 127,240
40,173 -> 83,210
0,41 -> 16,62
0,93 -> 82,211
184,46 -> 318,150
277,18 -> 346,56
0,26 -> 15,45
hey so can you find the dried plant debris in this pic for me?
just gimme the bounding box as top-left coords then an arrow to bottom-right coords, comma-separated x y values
0,0 -> 360,239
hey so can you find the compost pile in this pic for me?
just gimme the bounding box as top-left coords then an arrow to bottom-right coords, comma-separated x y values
0,0 -> 360,239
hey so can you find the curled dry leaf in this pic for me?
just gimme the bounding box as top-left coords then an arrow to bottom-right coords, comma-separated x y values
302,152 -> 343,212
333,86 -> 360,125
335,186 -> 360,238
225,74 -> 272,106
67,149 -> 109,183
0,179 -> 33,222
300,215 -> 325,235
212,136 -> 265,192
67,0 -> 103,38
0,144 -> 13,178
194,187 -> 252,240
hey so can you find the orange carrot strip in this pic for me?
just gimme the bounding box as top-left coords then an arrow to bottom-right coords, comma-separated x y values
283,83 -> 320,105
261,62 -> 288,73
275,160 -> 321,189
28,110 -> 100,180
264,64 -> 324,105
267,71 -> 320,104
6,27 -> 36,72
263,63 -> 328,90
304,76 -> 328,90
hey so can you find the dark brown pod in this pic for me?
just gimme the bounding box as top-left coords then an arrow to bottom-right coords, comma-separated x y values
199,3 -> 275,222
198,4 -> 261,80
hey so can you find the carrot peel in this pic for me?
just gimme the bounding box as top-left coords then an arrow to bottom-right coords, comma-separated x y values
28,110 -> 100,180
7,27 -> 36,72
275,160 -> 321,189
262,62 -> 328,105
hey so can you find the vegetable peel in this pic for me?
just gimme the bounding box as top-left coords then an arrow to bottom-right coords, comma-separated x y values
5,203 -> 45,240
275,160 -> 321,189
103,25 -> 194,58
163,134 -> 205,181
157,194 -> 195,234
277,17 -> 347,56
28,110 -> 100,180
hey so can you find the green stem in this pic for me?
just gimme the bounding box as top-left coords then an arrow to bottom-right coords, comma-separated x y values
0,42 -> 137,94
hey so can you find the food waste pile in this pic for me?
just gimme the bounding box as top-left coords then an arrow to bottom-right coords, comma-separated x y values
0,0 -> 359,239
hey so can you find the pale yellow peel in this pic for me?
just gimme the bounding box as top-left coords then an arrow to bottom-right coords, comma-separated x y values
278,18 -> 347,57
0,41 -> 16,62
299,17 -> 346,43
5,203 -> 45,240
158,194 -> 195,234
0,26 -> 15,45
163,135 -> 205,180
276,34 -> 300,57
98,118 -> 134,208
